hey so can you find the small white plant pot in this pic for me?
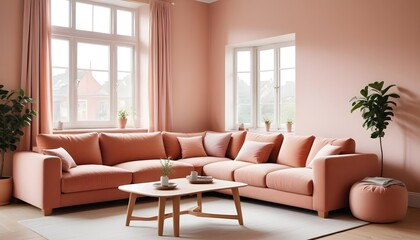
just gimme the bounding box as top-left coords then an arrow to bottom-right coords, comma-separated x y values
160,176 -> 169,186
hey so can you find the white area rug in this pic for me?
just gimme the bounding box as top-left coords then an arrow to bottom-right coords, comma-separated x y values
20,194 -> 367,240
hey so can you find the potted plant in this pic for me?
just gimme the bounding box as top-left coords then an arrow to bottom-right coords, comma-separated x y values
263,118 -> 271,132
0,85 -> 37,205
350,81 -> 400,177
160,158 -> 173,186
286,119 -> 293,133
117,110 -> 128,129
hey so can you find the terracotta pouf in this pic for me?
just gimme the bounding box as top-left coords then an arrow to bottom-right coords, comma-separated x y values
350,181 -> 408,223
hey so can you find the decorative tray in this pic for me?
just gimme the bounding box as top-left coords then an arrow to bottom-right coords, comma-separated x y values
186,176 -> 214,184
152,182 -> 177,190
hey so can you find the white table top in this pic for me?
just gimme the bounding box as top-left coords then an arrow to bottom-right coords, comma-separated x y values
118,178 -> 247,197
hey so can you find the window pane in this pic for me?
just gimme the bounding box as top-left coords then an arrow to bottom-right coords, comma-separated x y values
51,39 -> 69,123
117,10 -> 133,36
236,51 -> 251,72
77,43 -> 110,122
280,46 -> 295,69
76,2 -> 93,31
51,0 -> 69,27
259,71 -> 275,126
237,73 -> 251,124
280,69 -> 295,124
117,46 -> 133,114
77,43 -> 109,71
93,5 -> 111,34
259,49 -> 274,71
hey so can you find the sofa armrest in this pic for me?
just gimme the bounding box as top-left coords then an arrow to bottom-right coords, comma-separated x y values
13,151 -> 62,215
312,153 -> 379,216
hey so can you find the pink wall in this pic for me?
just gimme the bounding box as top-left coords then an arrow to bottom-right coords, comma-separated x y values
0,0 -> 23,90
208,0 -> 420,192
171,0 -> 209,132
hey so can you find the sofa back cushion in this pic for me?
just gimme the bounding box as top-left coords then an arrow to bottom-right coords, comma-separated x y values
226,131 -> 247,159
277,135 -> 315,167
37,133 -> 102,165
162,131 -> 206,160
305,137 -> 356,167
99,132 -> 167,165
245,132 -> 283,163
204,132 -> 232,157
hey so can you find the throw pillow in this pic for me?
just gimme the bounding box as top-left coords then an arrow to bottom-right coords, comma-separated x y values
177,136 -> 208,159
277,135 -> 315,167
43,147 -> 77,172
225,131 -> 247,159
235,141 -> 274,164
162,131 -> 206,159
306,137 -> 355,167
204,132 -> 232,157
307,144 -> 342,168
245,132 -> 284,163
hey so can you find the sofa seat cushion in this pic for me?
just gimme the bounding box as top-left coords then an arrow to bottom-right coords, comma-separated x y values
234,164 -> 291,188
266,168 -> 314,196
114,160 -> 194,183
202,161 -> 252,181
99,132 -> 167,166
178,157 -> 231,175
61,165 -> 132,193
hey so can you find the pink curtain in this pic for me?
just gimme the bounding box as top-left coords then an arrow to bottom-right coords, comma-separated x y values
149,0 -> 173,132
20,0 -> 53,150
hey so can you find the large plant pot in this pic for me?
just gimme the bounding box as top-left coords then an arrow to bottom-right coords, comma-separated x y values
0,177 -> 12,205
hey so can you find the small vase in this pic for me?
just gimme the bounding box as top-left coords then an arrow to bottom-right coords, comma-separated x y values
160,176 -> 169,186
265,123 -> 271,132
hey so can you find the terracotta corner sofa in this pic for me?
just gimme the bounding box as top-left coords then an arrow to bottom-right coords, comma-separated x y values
13,131 -> 379,217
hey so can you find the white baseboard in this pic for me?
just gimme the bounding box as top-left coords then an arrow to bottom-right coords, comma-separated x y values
408,192 -> 420,208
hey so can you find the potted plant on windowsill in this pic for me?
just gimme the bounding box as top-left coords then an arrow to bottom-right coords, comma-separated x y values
263,118 -> 271,132
0,85 -> 37,205
350,81 -> 400,177
117,110 -> 128,129
286,119 -> 293,133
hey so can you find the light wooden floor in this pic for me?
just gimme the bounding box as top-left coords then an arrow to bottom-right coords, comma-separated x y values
1,201 -> 419,239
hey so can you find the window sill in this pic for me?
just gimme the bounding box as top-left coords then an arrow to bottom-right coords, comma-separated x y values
228,128 -> 295,135
53,128 -> 148,134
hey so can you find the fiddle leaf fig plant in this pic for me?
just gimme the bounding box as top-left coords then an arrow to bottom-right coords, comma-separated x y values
350,81 -> 400,176
0,85 -> 37,178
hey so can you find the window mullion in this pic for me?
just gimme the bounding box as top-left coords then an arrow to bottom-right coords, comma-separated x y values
252,47 -> 257,129
275,48 -> 280,130
69,39 -> 77,127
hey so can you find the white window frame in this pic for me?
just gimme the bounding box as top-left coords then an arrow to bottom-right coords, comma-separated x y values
51,0 -> 139,129
226,34 -> 296,131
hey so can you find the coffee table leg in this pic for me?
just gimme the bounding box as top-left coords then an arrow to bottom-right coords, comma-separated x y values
173,196 -> 181,237
197,192 -> 203,212
125,193 -> 138,226
231,187 -> 244,225
158,197 -> 167,236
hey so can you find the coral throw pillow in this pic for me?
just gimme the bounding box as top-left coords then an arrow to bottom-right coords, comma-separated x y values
43,147 -> 77,172
235,141 -> 274,164
277,135 -> 315,167
177,136 -> 208,159
307,144 -> 342,168
204,132 -> 232,157
162,131 -> 206,159
245,132 -> 284,163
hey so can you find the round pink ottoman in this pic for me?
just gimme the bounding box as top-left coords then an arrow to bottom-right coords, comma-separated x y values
350,182 -> 408,223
